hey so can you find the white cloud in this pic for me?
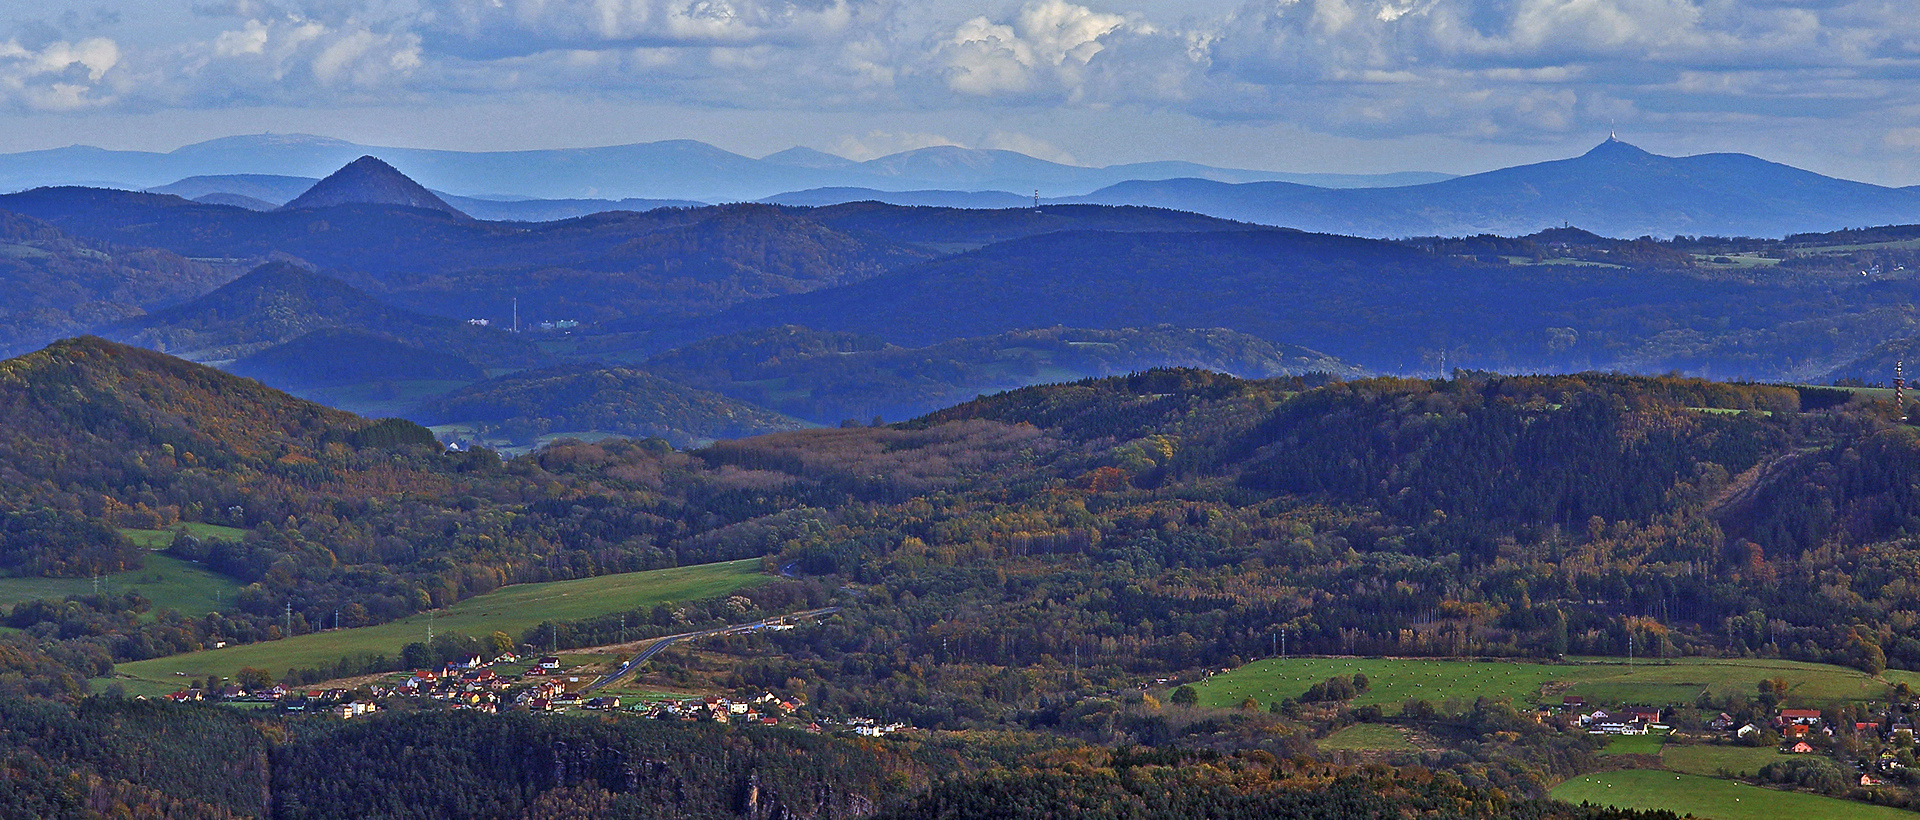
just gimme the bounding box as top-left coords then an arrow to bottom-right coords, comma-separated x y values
936,0 -> 1143,100
0,37 -> 119,110
417,0 -> 874,57
832,130 -> 963,159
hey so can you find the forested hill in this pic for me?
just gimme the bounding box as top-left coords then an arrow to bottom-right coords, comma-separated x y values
692,227 -> 1920,377
103,262 -> 547,365
0,337 -> 433,576
0,209 -> 238,358
7,339 -> 1920,815
416,364 -> 808,447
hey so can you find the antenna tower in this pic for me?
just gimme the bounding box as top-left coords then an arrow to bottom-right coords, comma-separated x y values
1032,189 -> 1040,209
1899,360 -> 1908,421
512,298 -> 519,334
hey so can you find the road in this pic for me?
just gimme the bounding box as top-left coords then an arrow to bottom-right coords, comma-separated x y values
581,607 -> 839,693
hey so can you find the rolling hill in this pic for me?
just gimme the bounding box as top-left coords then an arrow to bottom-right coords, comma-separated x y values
639,325 -> 1364,424
0,210 -> 240,358
226,328 -> 487,389
100,262 -> 547,366
416,364 -> 808,448
689,227 -> 1920,379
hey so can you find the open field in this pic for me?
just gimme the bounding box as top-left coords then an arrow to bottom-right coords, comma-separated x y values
1193,657 -> 1920,713
112,560 -> 767,690
1662,743 -> 1789,778
1551,770 -> 1917,820
0,552 -> 241,615
1600,732 -> 1668,756
120,523 -> 248,548
1317,723 -> 1417,752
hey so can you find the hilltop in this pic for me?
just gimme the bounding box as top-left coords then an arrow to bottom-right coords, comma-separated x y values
282,156 -> 470,219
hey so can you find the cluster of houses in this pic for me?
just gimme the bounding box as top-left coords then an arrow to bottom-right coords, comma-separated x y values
160,652 -> 906,738
164,684 -> 381,720
1567,701 -> 1666,735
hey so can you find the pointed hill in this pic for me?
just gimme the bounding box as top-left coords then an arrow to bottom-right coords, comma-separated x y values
282,156 -> 470,219
415,364 -> 806,448
101,261 -> 546,367
1074,138 -> 1920,238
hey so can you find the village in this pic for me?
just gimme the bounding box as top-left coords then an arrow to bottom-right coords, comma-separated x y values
1551,693 -> 1920,788
162,649 -> 909,738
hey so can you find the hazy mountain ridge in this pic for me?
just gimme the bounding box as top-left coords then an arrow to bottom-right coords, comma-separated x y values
1073,139 -> 1920,238
0,133 -> 1439,202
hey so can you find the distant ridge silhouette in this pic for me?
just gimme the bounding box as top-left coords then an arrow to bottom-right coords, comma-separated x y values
282,156 -> 470,219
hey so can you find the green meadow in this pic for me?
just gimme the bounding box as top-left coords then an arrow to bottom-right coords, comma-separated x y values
1551,770 -> 1916,820
0,552 -> 242,616
113,559 -> 767,690
119,523 -> 248,549
1192,656 -> 1920,714
1661,744 -> 1790,778
1317,723 -> 1418,752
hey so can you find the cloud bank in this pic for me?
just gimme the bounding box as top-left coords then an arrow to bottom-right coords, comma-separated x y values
7,0 -> 1920,152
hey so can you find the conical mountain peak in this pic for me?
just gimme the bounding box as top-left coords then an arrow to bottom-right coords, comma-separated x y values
1580,136 -> 1654,161
281,156 -> 469,219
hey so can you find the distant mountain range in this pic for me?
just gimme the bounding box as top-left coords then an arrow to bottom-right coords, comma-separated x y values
43,134 -> 1920,238
0,133 -> 1444,203
1070,138 -> 1920,238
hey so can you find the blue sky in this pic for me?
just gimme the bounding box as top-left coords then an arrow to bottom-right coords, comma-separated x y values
7,0 -> 1920,183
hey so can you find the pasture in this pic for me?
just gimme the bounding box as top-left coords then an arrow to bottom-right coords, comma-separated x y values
1551,770 -> 1914,820
1192,656 -> 1920,714
1317,723 -> 1418,752
1661,744 -> 1788,778
113,559 -> 767,690
120,523 -> 248,548
0,552 -> 241,616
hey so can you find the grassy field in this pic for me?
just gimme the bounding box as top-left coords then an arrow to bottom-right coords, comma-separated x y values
112,559 -> 767,691
1192,657 -> 1920,714
1318,723 -> 1417,752
1662,744 -> 1789,778
1600,732 -> 1668,756
0,553 -> 241,615
120,523 -> 248,548
1551,770 -> 1916,820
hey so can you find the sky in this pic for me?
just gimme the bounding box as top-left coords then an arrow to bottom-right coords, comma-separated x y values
6,0 -> 1920,183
